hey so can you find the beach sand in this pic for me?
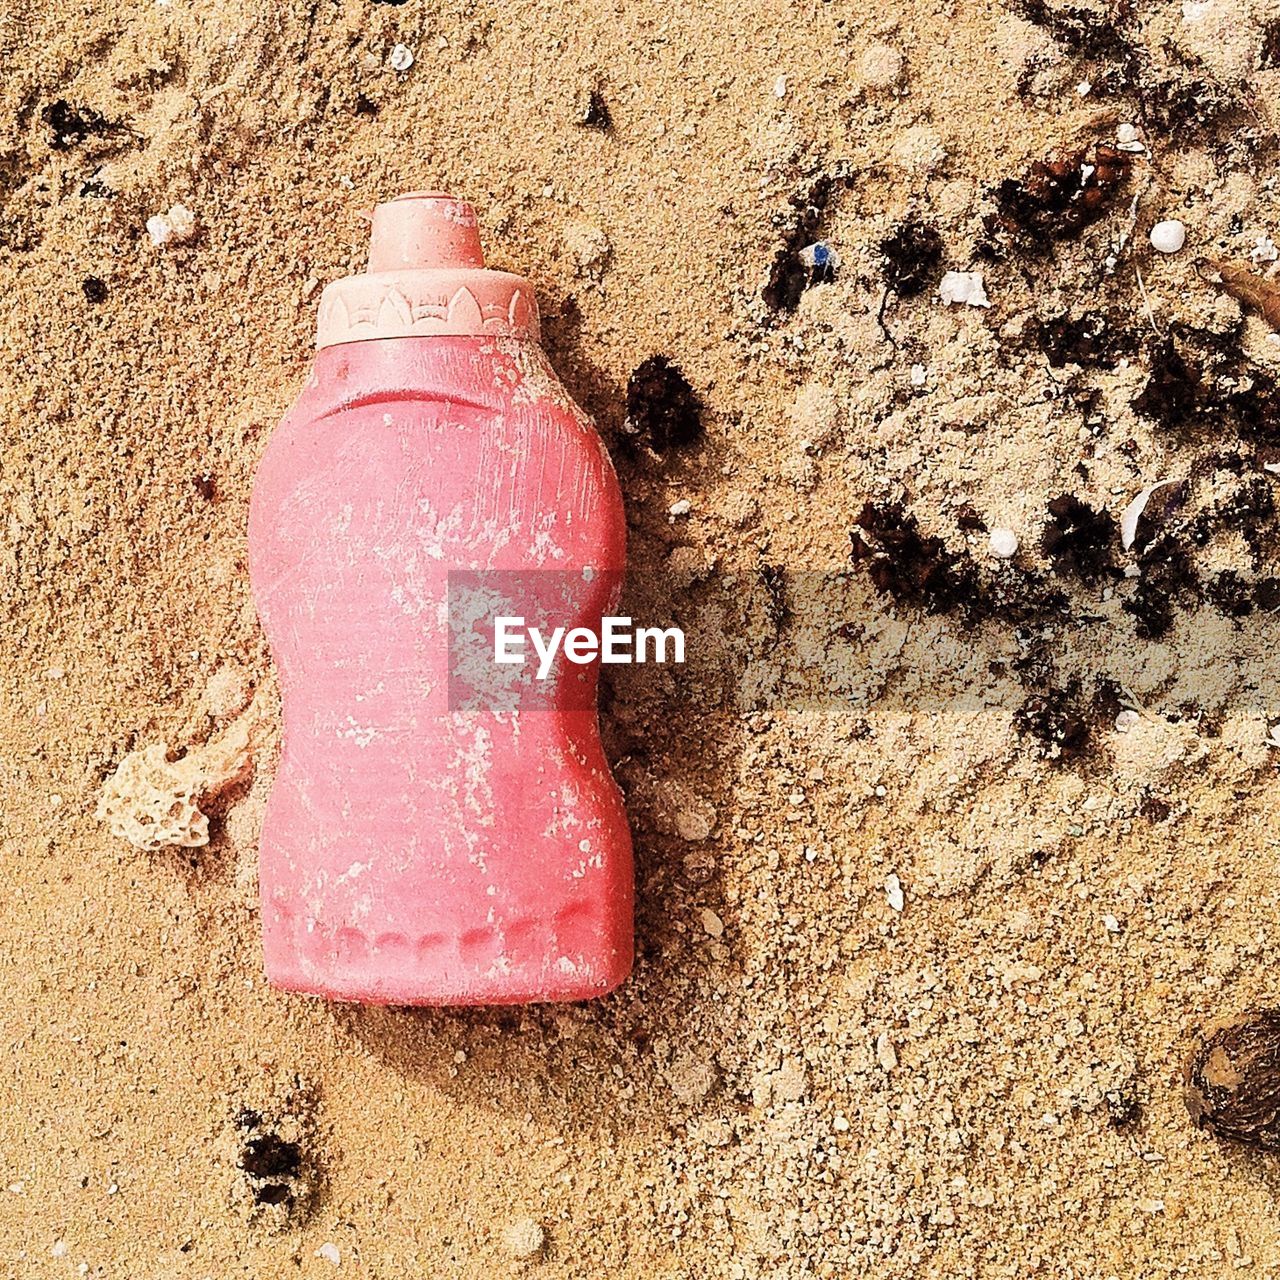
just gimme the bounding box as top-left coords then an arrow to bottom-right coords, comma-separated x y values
4,0 -> 1280,1274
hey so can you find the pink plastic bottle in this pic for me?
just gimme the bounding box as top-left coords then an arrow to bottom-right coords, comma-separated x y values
248,193 -> 633,1005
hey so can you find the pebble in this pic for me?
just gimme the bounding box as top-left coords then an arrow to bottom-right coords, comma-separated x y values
1115,709 -> 1140,733
988,528 -> 1018,558
699,907 -> 725,938
884,873 -> 904,912
875,1032 -> 898,1071
909,363 -> 927,387
502,1218 -> 546,1260
1103,914 -> 1122,933
938,270 -> 990,308
1116,123 -> 1145,152
388,43 -> 414,71
315,1242 -> 341,1266
773,73 -> 788,98
50,1241 -> 69,1258
1149,219 -> 1186,254
668,498 -> 692,517
145,203 -> 197,248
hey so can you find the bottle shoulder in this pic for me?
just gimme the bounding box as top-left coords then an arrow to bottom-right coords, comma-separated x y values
249,343 -> 625,565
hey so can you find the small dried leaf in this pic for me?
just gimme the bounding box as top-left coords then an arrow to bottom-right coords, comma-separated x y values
1184,1008 -> 1280,1148
1210,259 -> 1280,332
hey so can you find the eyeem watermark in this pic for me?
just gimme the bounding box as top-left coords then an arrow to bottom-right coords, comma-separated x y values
447,570 -> 685,711
494,616 -> 685,680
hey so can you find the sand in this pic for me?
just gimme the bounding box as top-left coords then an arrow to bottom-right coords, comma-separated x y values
5,0 -> 1280,1275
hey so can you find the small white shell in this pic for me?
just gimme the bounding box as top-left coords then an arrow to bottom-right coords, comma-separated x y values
1149,220 -> 1186,254
988,528 -> 1019,558
1120,478 -> 1178,550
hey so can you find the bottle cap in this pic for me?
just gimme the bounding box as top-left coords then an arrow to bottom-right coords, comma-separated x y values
316,192 -> 539,349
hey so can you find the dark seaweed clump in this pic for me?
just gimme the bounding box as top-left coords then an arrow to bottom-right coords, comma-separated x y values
851,502 -> 1069,626
850,502 -> 976,614
239,1129 -> 301,1208
762,173 -> 851,314
235,1108 -> 312,1214
1193,474 -> 1276,555
1126,535 -> 1196,645
983,143 -> 1131,256
1014,0 -> 1240,134
1263,22 -> 1280,68
625,356 -> 704,452
1041,494 -> 1115,582
1011,0 -> 1134,64
1133,338 -> 1280,446
1013,679 -> 1124,763
1034,310 -> 1136,370
1132,339 -> 1205,430
879,220 -> 944,297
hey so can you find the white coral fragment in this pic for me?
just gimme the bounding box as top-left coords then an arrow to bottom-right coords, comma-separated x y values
939,271 -> 990,308
97,693 -> 265,852
146,202 -> 197,247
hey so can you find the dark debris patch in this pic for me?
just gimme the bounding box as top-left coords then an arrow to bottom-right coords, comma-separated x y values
1041,494 -> 1116,582
1106,1085 -> 1141,1129
42,99 -> 123,151
850,502 -> 976,615
1205,569 -> 1256,618
576,87 -> 612,130
878,220 -> 944,298
1132,339 -> 1204,433
1134,337 -> 1280,447
234,1108 -> 314,1219
851,502 -> 1069,627
624,356 -> 704,453
1034,310 -> 1136,370
1142,74 -> 1243,137
762,172 -> 852,314
1263,21 -> 1280,68
1014,684 -> 1091,763
759,563 -> 790,629
1124,533 -> 1198,640
1014,680 -> 1112,764
982,143 -> 1131,257
1011,0 -> 1135,64
81,276 -> 108,304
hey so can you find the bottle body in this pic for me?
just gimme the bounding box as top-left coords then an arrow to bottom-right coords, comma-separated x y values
248,336 -> 633,1004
